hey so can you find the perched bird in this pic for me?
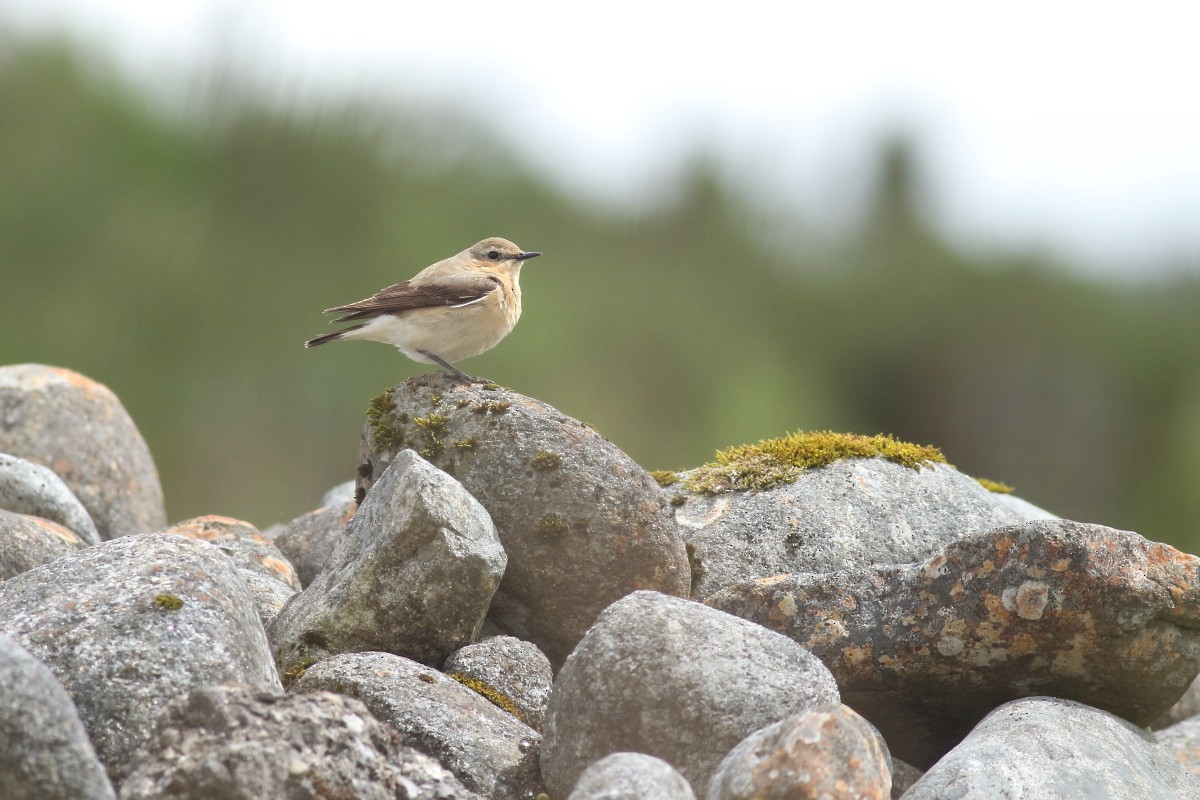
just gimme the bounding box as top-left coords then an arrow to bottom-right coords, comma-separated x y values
305,237 -> 542,382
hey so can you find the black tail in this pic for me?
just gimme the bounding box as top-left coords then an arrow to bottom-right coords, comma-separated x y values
305,323 -> 364,348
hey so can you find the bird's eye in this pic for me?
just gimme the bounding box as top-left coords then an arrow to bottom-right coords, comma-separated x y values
487,250 -> 500,260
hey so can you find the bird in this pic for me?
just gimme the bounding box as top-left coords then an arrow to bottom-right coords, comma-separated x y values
305,237 -> 542,382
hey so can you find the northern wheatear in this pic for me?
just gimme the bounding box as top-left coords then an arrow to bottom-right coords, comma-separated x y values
305,237 -> 542,382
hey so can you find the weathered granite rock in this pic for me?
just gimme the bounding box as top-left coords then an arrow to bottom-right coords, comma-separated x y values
272,499 -> 357,588
0,633 -> 116,800
708,520 -> 1200,768
0,452 -> 100,545
0,508 -> 84,580
569,752 -> 696,800
321,479 -> 356,507
293,650 -> 543,799
673,458 -> 1022,599
119,683 -> 479,800
443,635 -> 554,732
904,697 -> 1200,799
889,759 -> 923,798
1156,716 -> 1200,777
541,591 -> 840,797
990,490 -> 1060,522
0,364 -> 166,539
707,704 -> 891,800
0,533 -> 279,780
158,515 -> 299,625
270,451 -> 504,676
1155,675 -> 1200,730
356,374 -> 691,666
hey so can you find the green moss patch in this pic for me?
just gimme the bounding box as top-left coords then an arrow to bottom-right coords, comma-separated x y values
650,470 -> 679,487
366,390 -> 406,449
976,477 -> 1015,494
152,593 -> 184,611
448,673 -> 524,721
682,430 -> 946,495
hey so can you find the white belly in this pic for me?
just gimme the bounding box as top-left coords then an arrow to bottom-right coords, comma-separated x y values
346,301 -> 518,364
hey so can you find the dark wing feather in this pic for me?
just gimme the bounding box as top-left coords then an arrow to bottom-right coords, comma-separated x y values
324,275 -> 501,322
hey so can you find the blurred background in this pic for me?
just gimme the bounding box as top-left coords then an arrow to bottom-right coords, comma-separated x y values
1,1 -> 1197,551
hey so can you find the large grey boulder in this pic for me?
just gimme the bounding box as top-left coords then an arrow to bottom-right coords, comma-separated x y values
272,499 -> 357,588
270,450 -> 505,677
708,520 -> 1200,768
443,635 -> 554,732
0,633 -> 115,800
356,374 -> 691,666
119,683 -> 479,800
0,533 -> 278,781
673,457 -> 1022,599
904,697 -> 1200,799
0,452 -> 100,545
568,753 -> 695,800
541,591 -> 840,797
0,364 -> 166,539
293,650 -> 543,799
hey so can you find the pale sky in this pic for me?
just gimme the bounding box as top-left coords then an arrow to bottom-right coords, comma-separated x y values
3,0 -> 1198,277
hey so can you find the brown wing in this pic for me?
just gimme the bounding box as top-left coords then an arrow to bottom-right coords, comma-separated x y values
324,275 -> 500,322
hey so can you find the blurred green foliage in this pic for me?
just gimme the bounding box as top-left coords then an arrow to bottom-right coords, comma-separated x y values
2,39 -> 1198,552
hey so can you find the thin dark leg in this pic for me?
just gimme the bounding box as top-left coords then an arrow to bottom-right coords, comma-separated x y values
418,350 -> 489,383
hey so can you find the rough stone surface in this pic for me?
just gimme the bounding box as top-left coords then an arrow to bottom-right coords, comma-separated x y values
568,752 -> 696,800
1154,675 -> 1200,730
904,697 -> 1200,799
293,650 -> 543,799
0,364 -> 166,539
0,508 -> 84,580
0,452 -> 100,545
707,704 -> 891,800
119,683 -> 478,800
159,515 -> 300,590
708,519 -> 1200,768
990,490 -> 1060,522
270,451 -> 505,675
272,499 -> 357,588
443,635 -> 554,732
673,458 -> 1022,599
541,591 -> 841,797
321,479 -> 357,507
0,533 -> 279,781
356,374 -> 691,666
0,633 -> 116,800
1156,716 -> 1200,778
889,759 -> 923,798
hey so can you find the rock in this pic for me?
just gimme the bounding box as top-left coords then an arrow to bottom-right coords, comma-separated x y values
673,457 -> 1022,599
889,759 -> 923,798
1154,675 -> 1200,730
356,374 -> 691,666
293,650 -> 543,799
0,633 -> 116,800
443,635 -> 554,732
272,499 -> 357,588
0,364 -> 166,539
1156,716 -> 1200,777
904,697 -> 1200,799
707,520 -> 1200,768
0,452 -> 100,545
541,591 -> 840,797
990,491 -> 1060,522
0,508 -> 85,580
568,752 -> 696,800
0,533 -> 279,781
238,569 -> 297,628
159,515 -> 300,590
707,703 -> 891,800
321,479 -> 356,507
270,451 -> 505,676
119,683 -> 479,800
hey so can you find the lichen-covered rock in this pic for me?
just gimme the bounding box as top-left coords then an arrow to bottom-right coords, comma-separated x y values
0,633 -> 116,800
119,683 -> 479,800
0,533 -> 279,781
160,515 -> 300,590
708,520 -> 1200,768
0,508 -> 85,580
673,457 -> 1022,599
0,452 -> 100,545
0,364 -> 166,539
356,374 -> 691,666
271,450 -> 505,677
293,651 -> 543,799
706,704 -> 891,800
272,499 -> 357,588
541,591 -> 840,797
904,697 -> 1200,799
443,635 -> 554,732
568,753 -> 696,800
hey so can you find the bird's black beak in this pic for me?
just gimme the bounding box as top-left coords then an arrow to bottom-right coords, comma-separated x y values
516,251 -> 542,261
